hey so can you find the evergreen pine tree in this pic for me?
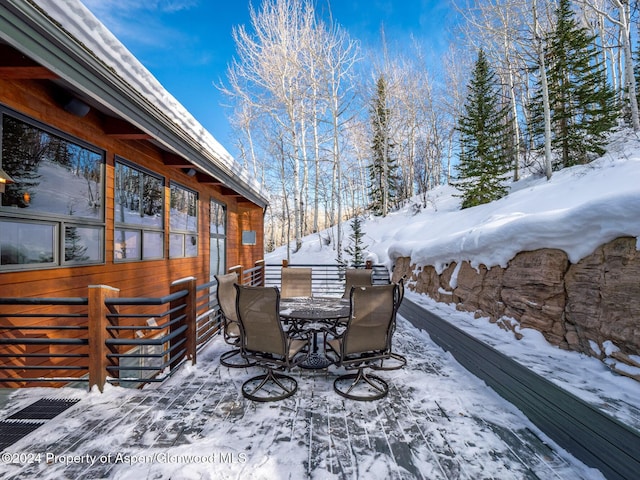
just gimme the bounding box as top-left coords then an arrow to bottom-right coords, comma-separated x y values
1,116 -> 45,207
454,49 -> 511,209
65,226 -> 89,262
343,214 -> 369,267
530,0 -> 616,168
368,75 -> 398,217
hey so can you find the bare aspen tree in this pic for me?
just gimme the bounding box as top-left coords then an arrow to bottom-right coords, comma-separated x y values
578,0 -> 640,131
303,23 -> 325,242
405,42 -> 453,197
346,118 -> 372,213
318,17 -> 360,257
220,0 -> 364,253
228,0 -> 319,252
579,0 -> 617,91
393,50 -> 424,202
532,0 -> 554,179
442,43 -> 473,185
453,0 -> 527,180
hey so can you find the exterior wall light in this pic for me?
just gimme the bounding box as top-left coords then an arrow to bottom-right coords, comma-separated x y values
64,97 -> 91,117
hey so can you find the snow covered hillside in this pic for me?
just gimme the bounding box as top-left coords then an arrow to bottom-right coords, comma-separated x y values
266,129 -> 640,429
267,129 -> 640,274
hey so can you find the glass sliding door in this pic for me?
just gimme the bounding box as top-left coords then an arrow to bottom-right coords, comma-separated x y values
209,199 -> 226,280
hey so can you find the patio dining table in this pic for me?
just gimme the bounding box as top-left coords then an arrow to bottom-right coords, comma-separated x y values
280,296 -> 350,369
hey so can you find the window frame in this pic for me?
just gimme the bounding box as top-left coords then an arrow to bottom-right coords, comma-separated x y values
169,182 -> 198,258
0,106 -> 106,271
113,157 -> 165,262
209,198 -> 227,277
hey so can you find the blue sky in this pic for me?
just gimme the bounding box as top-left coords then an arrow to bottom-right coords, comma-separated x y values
80,0 -> 453,157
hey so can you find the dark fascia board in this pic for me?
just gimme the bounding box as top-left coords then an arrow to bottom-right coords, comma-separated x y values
0,0 -> 268,209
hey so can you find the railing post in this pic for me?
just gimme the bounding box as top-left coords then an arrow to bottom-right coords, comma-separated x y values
170,276 -> 196,368
229,264 -> 243,284
88,284 -> 119,393
255,259 -> 265,286
365,260 -> 373,269
282,259 -> 289,268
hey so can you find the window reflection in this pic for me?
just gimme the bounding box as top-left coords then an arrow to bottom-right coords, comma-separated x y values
115,162 -> 163,227
210,200 -> 226,235
114,229 -> 141,260
170,184 -> 197,231
1,116 -> 102,217
142,231 -> 163,259
114,159 -> 164,261
65,225 -> 103,263
170,183 -> 198,258
210,199 -> 226,277
0,220 -> 55,266
0,112 -> 105,270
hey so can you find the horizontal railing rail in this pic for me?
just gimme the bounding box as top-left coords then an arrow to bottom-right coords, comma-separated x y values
264,262 -> 390,296
0,259 -> 357,391
101,282 -> 192,388
195,279 -> 222,351
0,297 -> 90,386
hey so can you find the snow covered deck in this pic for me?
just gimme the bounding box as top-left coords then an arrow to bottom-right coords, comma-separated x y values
0,307 -> 604,479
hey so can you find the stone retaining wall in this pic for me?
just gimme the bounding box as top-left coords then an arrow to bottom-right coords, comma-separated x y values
391,236 -> 640,380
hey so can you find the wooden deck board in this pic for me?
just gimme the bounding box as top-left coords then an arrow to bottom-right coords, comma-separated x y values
399,299 -> 640,480
0,301 -> 614,479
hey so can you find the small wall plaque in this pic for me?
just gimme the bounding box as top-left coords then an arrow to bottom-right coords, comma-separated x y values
242,230 -> 256,245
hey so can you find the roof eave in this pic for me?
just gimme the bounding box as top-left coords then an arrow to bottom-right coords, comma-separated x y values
0,0 -> 268,208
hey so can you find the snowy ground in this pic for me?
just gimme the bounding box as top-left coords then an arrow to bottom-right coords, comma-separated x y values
0,314 -> 606,480
2,140 -> 639,477
266,129 -> 640,430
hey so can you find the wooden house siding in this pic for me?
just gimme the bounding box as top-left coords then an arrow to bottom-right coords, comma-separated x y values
0,3 -> 267,387
0,77 -> 264,299
0,78 -> 263,385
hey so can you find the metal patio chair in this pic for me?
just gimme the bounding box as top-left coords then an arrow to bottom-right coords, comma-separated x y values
342,268 -> 373,298
372,276 -> 407,371
214,273 -> 255,368
325,283 -> 398,401
280,267 -> 312,298
234,284 -> 311,402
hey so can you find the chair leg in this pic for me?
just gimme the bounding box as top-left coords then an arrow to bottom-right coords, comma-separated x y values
333,367 -> 388,401
242,368 -> 298,402
370,352 -> 407,371
220,348 -> 256,368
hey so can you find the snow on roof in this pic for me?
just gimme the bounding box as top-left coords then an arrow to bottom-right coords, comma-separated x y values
31,0 -> 260,194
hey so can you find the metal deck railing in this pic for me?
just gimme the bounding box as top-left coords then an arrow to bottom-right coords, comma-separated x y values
264,263 -> 390,297
0,261 -> 391,390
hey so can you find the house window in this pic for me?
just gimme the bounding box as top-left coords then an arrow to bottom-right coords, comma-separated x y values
169,183 -> 198,258
114,159 -> 164,261
0,220 -> 56,266
210,199 -> 226,277
0,109 -> 104,270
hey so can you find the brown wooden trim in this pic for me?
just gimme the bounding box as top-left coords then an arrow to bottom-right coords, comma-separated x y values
0,66 -> 59,79
195,172 -> 223,185
88,284 -> 120,392
220,186 -> 242,197
0,44 -> 59,79
162,152 -> 192,168
103,116 -> 152,139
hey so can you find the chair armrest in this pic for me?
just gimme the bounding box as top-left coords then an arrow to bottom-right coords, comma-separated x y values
285,328 -> 312,346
